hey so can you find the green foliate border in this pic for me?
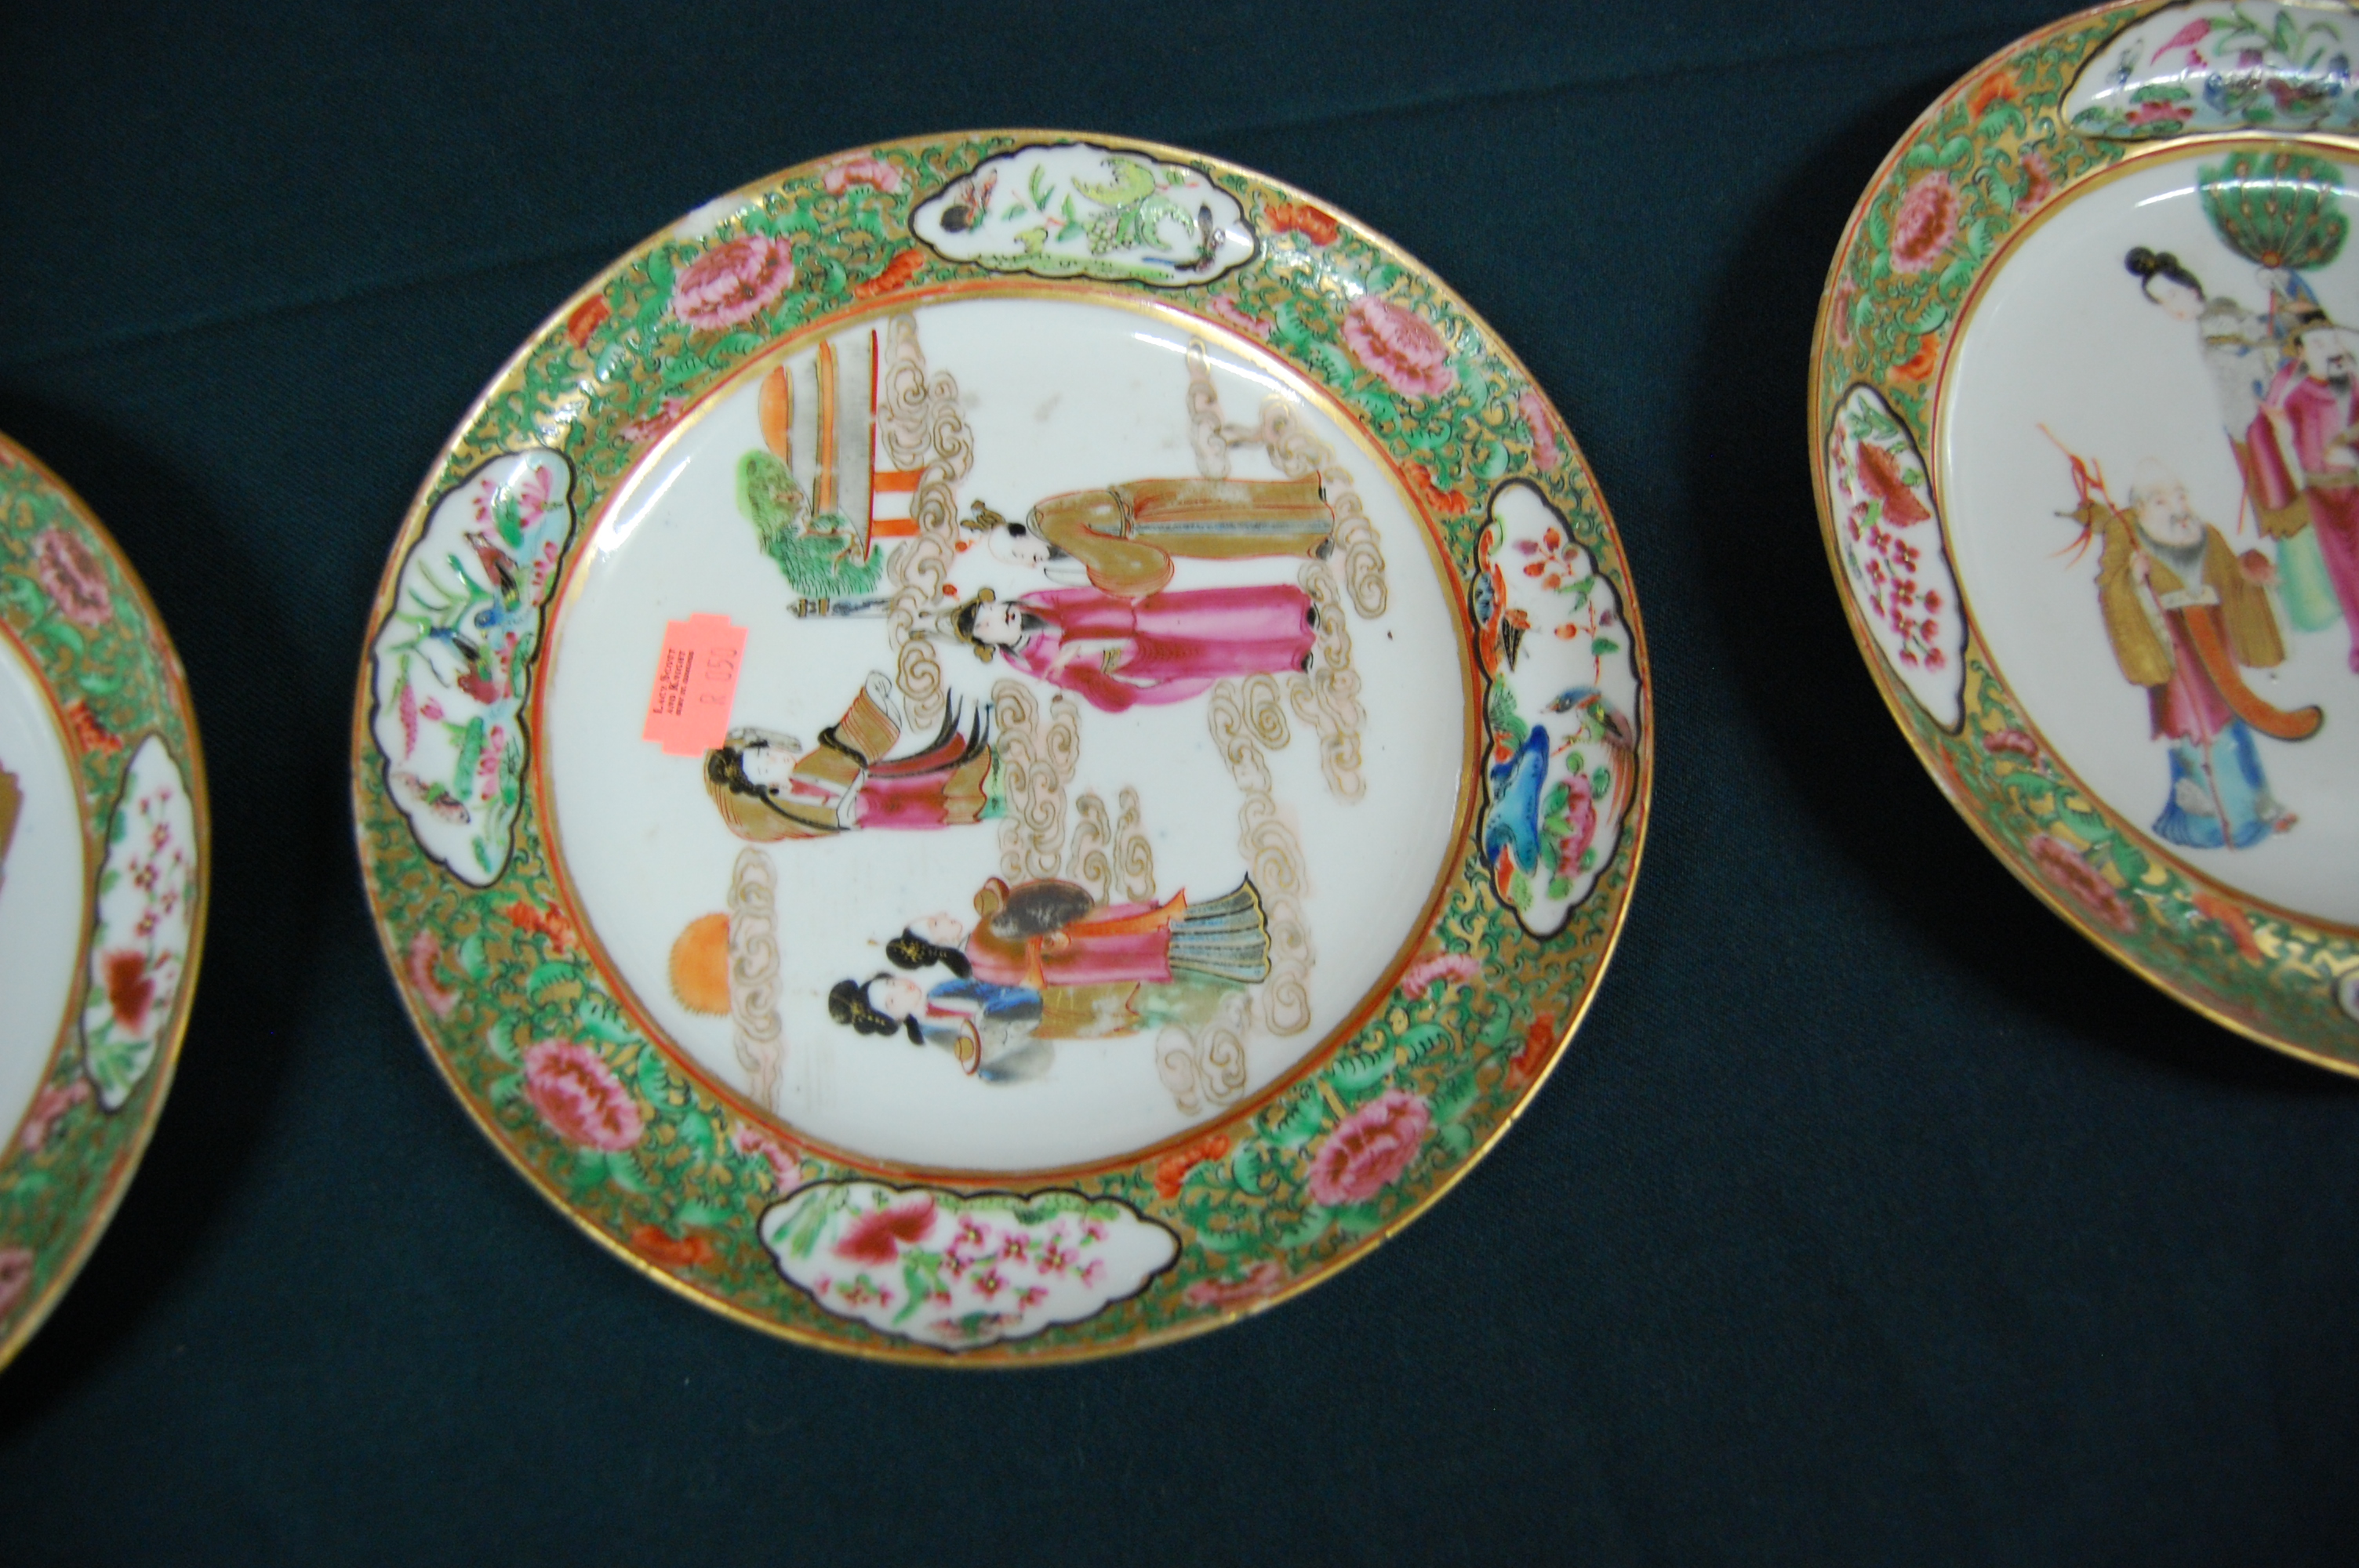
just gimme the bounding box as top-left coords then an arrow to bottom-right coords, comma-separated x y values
1813,6 -> 2359,1068
352,131 -> 1652,1363
0,437 -> 208,1370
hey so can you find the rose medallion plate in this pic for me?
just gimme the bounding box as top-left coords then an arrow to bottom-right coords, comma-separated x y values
0,433 -> 206,1370
1815,2 -> 2359,1070
353,132 -> 1649,1362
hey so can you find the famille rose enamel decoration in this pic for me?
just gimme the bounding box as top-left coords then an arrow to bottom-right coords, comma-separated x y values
352,133 -> 1648,1361
1815,2 -> 2359,1070
0,433 -> 207,1371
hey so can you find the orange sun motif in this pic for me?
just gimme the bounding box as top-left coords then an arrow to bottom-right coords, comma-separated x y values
669,913 -> 732,1014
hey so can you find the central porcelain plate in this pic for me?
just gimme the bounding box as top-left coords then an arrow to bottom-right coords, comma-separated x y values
354,133 -> 1648,1360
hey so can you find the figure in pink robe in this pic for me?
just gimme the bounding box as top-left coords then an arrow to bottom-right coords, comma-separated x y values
950,583 -> 1317,712
2247,319 -> 2359,670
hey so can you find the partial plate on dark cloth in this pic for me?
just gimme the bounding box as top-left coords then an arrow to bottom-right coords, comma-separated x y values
1814,0 -> 2359,1072
0,431 -> 208,1371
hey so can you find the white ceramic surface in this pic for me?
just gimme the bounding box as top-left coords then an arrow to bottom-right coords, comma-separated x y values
0,630 -> 85,1149
1942,148 -> 2359,928
540,296 -> 1471,1171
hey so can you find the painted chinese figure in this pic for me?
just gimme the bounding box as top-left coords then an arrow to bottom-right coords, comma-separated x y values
2187,146 -> 2353,630
2247,299 -> 2359,666
703,673 -> 994,841
827,875 -> 1271,1081
962,476 -> 1335,597
2066,459 -> 2320,849
947,584 -> 1318,711
828,967 -> 1052,1083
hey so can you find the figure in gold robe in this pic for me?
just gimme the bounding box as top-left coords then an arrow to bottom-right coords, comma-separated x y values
703,673 -> 994,842
2071,464 -> 2318,850
965,476 -> 1334,598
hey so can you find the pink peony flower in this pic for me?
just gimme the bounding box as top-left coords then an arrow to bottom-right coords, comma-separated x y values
1559,771 -> 1598,869
1401,951 -> 1481,999
0,1247 -> 31,1319
407,930 -> 459,1018
2027,833 -> 2138,935
1206,296 -> 1274,341
836,1197 -> 937,1265
1889,173 -> 1959,276
1830,275 -> 1860,349
31,526 -> 112,629
1518,390 -> 1561,472
671,234 -> 796,331
820,152 -> 902,195
522,1039 -> 643,1150
2018,148 -> 2054,212
1306,1088 -> 1431,1207
17,1080 -> 91,1153
1343,294 -> 1457,399
1183,1258 -> 1289,1308
732,1123 -> 802,1192
1983,728 -> 2039,760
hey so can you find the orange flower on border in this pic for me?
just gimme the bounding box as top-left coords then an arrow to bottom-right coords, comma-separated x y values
2190,888 -> 2263,962
1968,68 -> 2019,118
852,249 -> 927,299
631,1226 -> 718,1269
1152,1133 -> 1232,1200
1893,336 -> 1940,383
61,700 -> 122,755
1403,461 -> 1469,517
504,898 -> 578,953
1264,201 -> 1338,245
565,295 -> 611,347
1508,1013 -> 1557,1086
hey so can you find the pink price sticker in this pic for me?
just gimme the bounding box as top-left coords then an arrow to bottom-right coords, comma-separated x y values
641,613 -> 747,756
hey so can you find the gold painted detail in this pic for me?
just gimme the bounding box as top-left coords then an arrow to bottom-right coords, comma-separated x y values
878,314 -> 975,736
989,677 -> 1082,884
1156,988 -> 1255,1116
1062,786 -> 1157,908
1207,674 -> 1314,1036
726,848 -> 785,1112
1183,339 -> 1376,799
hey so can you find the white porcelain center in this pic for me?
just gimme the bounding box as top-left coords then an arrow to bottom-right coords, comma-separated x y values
0,630 -> 85,1146
1944,146 -> 2359,927
540,296 -> 1471,1170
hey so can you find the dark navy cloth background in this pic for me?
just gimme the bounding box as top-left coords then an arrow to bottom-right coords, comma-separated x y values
2,3 -> 2355,1562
